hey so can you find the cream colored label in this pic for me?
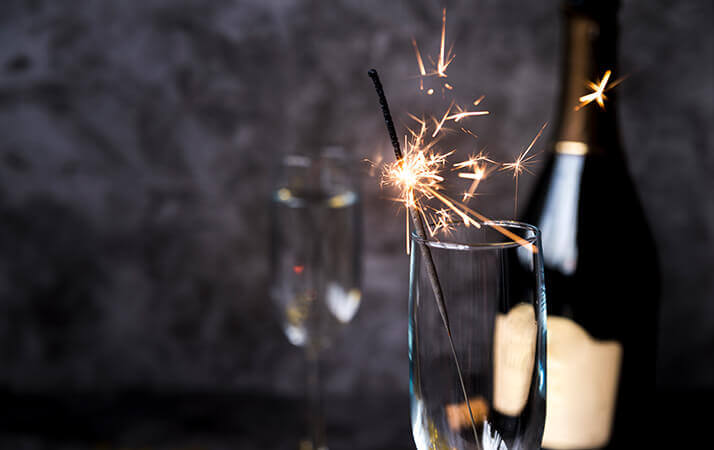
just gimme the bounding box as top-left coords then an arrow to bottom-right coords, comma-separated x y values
543,316 -> 622,449
493,304 -> 537,416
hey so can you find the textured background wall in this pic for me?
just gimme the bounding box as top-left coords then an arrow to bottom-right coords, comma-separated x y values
0,0 -> 712,397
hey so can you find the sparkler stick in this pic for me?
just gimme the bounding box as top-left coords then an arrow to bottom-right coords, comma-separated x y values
368,68 -> 482,448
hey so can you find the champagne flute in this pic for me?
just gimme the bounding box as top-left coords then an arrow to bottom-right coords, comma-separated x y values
409,221 -> 547,450
270,148 -> 362,450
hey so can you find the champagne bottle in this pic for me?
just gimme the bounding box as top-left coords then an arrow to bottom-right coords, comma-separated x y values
522,1 -> 660,448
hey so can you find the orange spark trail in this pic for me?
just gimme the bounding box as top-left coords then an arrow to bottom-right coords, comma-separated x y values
438,8 -> 447,77
412,38 -> 427,77
432,102 -> 454,138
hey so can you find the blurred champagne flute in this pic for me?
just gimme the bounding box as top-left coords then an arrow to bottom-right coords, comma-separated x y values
270,147 -> 362,450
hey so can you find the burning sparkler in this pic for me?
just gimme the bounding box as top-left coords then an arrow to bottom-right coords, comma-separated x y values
381,103 -> 500,249
380,131 -> 483,249
369,67 -> 540,450
375,99 -> 542,252
365,4 -> 544,254
365,8 -> 554,448
369,68 -> 482,448
367,91 -> 538,253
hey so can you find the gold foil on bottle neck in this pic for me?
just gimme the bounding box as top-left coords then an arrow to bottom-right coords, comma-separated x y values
555,140 -> 589,155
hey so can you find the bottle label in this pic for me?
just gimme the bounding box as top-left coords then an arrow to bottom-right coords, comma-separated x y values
542,316 -> 622,449
493,303 -> 537,416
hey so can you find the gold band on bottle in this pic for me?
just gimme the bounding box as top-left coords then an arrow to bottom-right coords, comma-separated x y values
555,140 -> 588,155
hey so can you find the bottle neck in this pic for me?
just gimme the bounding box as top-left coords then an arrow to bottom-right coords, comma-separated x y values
553,11 -> 620,155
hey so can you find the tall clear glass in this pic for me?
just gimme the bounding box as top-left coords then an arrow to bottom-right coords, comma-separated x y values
409,221 -> 547,450
270,147 -> 362,450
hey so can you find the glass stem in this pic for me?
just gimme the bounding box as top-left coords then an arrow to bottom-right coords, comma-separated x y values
305,345 -> 326,450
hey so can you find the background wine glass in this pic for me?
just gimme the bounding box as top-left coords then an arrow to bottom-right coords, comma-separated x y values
409,221 -> 546,450
269,147 -> 362,450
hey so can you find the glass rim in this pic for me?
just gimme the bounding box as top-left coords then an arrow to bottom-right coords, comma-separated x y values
410,220 -> 540,250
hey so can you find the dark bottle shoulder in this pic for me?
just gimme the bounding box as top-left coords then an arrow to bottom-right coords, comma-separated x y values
524,150 -> 653,232
523,148 -> 660,283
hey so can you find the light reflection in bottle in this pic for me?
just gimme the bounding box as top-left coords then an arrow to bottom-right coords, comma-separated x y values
537,153 -> 585,275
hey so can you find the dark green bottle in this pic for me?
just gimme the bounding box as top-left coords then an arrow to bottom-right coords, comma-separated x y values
522,1 -> 660,448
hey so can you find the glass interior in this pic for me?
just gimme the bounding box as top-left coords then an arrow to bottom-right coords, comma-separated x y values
270,149 -> 362,349
409,221 -> 547,450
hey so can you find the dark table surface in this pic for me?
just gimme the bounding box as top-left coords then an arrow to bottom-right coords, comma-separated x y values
0,390 -> 413,450
0,388 -> 709,449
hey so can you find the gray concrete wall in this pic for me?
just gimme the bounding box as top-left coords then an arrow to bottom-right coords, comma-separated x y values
0,0 -> 711,395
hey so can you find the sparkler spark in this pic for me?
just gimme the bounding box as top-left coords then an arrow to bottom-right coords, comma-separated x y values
429,102 -> 490,139
412,37 -> 427,91
432,102 -> 454,138
412,8 -> 456,93
575,69 -> 624,111
453,151 -> 497,169
412,38 -> 427,77
455,151 -> 497,201
431,209 -> 454,236
461,128 -> 479,140
501,123 -> 548,214
447,109 -> 490,122
437,8 -> 455,78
